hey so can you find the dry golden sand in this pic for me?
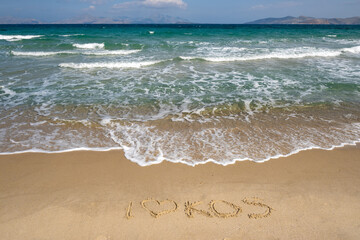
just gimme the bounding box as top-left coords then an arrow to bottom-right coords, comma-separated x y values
1,144 -> 360,240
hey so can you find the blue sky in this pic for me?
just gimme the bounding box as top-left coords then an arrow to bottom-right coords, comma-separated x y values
0,0 -> 359,23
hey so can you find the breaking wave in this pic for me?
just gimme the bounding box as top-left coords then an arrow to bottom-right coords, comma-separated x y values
180,46 -> 360,62
59,60 -> 161,69
73,43 -> 105,49
11,49 -> 141,56
0,34 -> 43,41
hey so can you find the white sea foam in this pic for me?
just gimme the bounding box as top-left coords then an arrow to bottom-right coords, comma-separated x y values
98,119 -> 360,166
180,46 -> 358,62
0,35 -> 43,42
11,51 -> 73,56
59,61 -> 160,69
82,50 -> 141,55
60,34 -> 85,37
0,86 -> 16,96
29,121 -> 48,126
204,50 -> 340,62
342,45 -> 360,54
179,56 -> 197,60
1,120 -> 359,167
11,49 -> 140,57
1,139 -> 359,167
73,43 -> 105,49
323,38 -> 360,45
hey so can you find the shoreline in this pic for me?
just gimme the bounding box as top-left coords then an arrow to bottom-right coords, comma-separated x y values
1,139 -> 359,166
1,144 -> 360,239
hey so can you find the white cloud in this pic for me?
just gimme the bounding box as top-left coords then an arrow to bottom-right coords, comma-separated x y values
83,5 -> 96,11
142,0 -> 186,8
113,0 -> 187,9
251,4 -> 266,10
251,1 -> 302,10
81,0 -> 110,5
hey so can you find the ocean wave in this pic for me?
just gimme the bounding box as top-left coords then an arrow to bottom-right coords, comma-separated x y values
60,34 -> 85,37
82,49 -> 141,55
11,51 -> 73,56
99,116 -> 360,166
342,45 -> 360,54
0,34 -> 43,42
1,139 -> 359,167
180,46 -> 360,62
180,52 -> 339,62
1,112 -> 359,167
323,38 -> 360,45
59,60 -> 161,69
0,85 -> 16,97
73,43 -> 104,49
11,49 -> 141,57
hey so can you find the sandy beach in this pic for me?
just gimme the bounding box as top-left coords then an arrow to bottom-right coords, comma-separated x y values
0,144 -> 359,240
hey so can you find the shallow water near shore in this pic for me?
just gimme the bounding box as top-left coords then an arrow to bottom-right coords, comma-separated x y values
0,24 -> 360,165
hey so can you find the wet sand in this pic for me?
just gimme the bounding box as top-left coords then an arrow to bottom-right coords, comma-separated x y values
0,144 -> 360,240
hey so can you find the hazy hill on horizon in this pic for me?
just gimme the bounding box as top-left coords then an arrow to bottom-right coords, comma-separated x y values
0,16 -> 42,24
1,15 -> 360,25
0,14 -> 191,24
246,16 -> 360,25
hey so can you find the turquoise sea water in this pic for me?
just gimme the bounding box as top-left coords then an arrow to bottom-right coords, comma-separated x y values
0,24 -> 359,165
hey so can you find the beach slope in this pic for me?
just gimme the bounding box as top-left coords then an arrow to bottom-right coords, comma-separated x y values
1,145 -> 360,240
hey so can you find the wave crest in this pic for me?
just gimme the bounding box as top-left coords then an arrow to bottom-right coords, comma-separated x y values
73,43 -> 105,49
11,49 -> 141,57
180,46 -> 360,63
59,61 -> 160,69
0,35 -> 43,42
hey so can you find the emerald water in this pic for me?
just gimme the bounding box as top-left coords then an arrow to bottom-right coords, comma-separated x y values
0,24 -> 359,165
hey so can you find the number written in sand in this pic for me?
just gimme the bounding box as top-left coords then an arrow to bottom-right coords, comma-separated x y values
125,197 -> 274,220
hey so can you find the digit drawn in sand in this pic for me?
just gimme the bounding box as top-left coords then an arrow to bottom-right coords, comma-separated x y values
125,202 -> 134,219
141,199 -> 178,218
242,197 -> 274,219
184,201 -> 213,218
209,200 -> 242,218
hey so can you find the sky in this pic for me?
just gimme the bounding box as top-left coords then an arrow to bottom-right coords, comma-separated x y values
0,0 -> 359,23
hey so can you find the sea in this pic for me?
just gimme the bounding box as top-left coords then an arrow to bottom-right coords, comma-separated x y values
0,24 -> 359,166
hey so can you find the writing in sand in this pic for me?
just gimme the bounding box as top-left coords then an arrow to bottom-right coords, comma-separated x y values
125,197 -> 274,219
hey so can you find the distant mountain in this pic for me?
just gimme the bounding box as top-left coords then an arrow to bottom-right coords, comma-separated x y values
130,15 -> 191,24
0,14 -> 191,24
0,17 -> 42,24
54,14 -> 130,24
246,16 -> 360,25
56,14 -> 191,24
